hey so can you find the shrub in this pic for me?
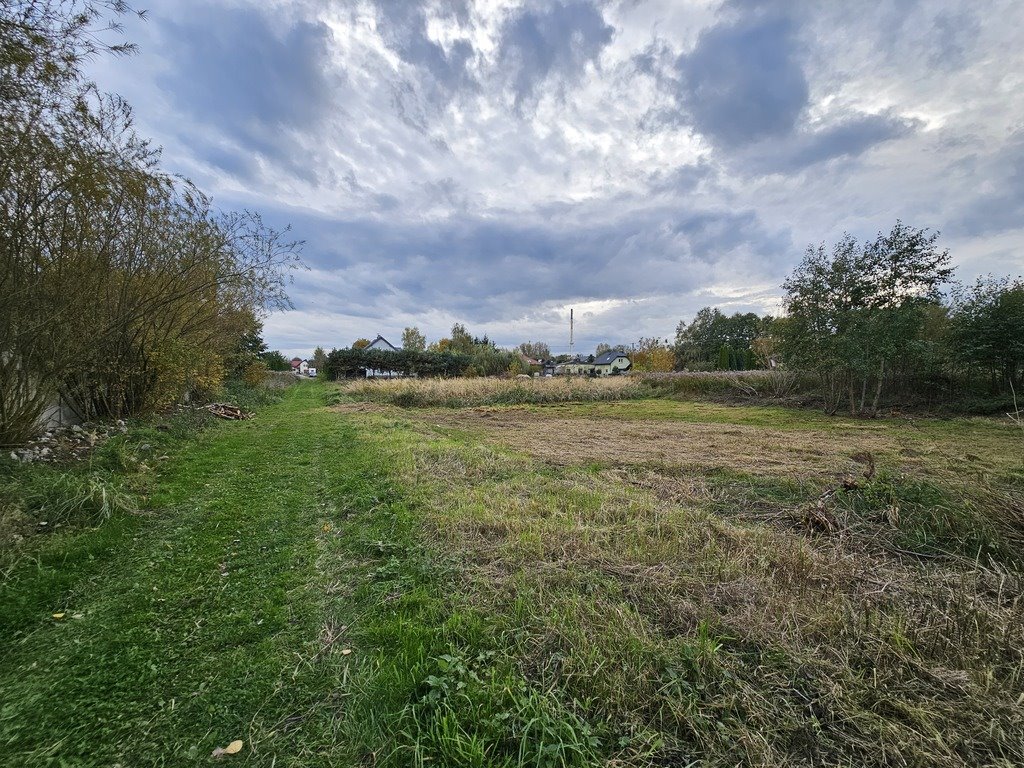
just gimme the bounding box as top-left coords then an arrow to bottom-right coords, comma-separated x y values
242,360 -> 270,388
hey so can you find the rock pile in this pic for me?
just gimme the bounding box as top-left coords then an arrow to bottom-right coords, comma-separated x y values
8,420 -> 128,464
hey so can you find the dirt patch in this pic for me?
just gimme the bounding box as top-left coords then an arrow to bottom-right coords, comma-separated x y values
416,409 -> 915,482
329,402 -> 393,414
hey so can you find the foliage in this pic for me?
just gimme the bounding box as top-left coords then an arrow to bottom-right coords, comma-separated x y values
631,337 -> 674,372
325,347 -> 471,380
241,360 -> 269,388
949,275 -> 1024,391
402,327 -> 427,352
517,340 -> 550,360
353,338 -> 371,350
0,0 -> 302,446
675,308 -> 773,370
780,222 -> 952,415
310,346 -> 328,372
262,350 -> 291,371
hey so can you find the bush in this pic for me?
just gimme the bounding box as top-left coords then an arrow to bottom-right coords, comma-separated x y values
242,360 -> 270,388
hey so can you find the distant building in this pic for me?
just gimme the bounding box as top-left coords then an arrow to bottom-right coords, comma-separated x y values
290,358 -> 309,375
362,335 -> 402,378
556,350 -> 631,376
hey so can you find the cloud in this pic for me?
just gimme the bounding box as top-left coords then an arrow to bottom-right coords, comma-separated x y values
154,4 -> 336,180
372,1 -> 478,107
80,0 -> 1024,356
497,0 -> 614,111
675,11 -> 808,147
159,6 -> 333,132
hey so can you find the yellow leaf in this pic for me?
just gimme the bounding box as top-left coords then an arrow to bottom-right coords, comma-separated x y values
211,739 -> 244,757
52,613 -> 65,619
341,648 -> 352,656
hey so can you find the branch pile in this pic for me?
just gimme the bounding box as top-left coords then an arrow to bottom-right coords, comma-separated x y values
204,403 -> 252,420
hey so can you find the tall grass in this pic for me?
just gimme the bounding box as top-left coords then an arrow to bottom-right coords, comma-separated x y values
333,376 -> 646,408
331,371 -> 819,409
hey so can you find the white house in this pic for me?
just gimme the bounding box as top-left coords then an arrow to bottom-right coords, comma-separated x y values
362,335 -> 402,378
290,357 -> 309,376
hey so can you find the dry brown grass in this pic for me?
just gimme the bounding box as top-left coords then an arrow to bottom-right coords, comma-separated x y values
333,375 -> 643,407
334,395 -> 1024,766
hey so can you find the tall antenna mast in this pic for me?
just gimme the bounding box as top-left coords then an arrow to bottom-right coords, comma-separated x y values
569,308 -> 574,359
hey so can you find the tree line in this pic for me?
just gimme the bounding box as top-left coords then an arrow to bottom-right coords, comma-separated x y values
676,222 -> 1022,414
1,1 -> 301,446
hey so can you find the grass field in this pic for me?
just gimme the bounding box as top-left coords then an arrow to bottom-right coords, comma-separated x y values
2,379 -> 1022,766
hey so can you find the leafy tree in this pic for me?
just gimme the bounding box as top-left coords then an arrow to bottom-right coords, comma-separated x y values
352,338 -> 371,350
311,346 -> 328,372
632,337 -> 674,372
518,341 -> 550,360
402,326 -> 426,352
675,308 -> 770,369
718,345 -> 731,371
449,323 -> 474,354
781,222 -> 952,415
949,276 -> 1024,392
262,351 -> 290,371
0,0 -> 302,441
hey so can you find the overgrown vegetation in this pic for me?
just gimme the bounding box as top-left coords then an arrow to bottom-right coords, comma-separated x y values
0,1 -> 301,446
331,375 -> 646,407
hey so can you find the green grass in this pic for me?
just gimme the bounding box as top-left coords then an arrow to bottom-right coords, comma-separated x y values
0,384 -> 383,765
2,382 -> 1022,766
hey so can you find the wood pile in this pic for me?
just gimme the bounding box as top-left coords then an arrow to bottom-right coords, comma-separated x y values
204,403 -> 252,420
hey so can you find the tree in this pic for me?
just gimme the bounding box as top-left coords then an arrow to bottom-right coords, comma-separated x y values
0,0 -> 303,442
632,337 -> 674,372
262,351 -> 290,371
352,338 -> 371,350
595,343 -> 612,357
449,323 -> 474,354
949,276 -> 1024,392
311,346 -> 328,371
402,326 -> 426,352
518,341 -> 550,360
675,308 -> 770,369
781,222 -> 952,415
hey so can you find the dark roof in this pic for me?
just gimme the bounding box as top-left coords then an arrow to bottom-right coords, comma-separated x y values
594,350 -> 630,365
364,334 -> 400,352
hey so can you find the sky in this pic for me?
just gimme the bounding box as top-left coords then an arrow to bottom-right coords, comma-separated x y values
89,0 -> 1024,357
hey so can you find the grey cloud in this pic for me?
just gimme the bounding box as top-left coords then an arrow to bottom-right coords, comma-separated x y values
676,11 -> 808,147
930,9 -> 981,68
955,131 -> 1024,236
758,110 -> 921,173
259,200 -> 790,327
497,0 -> 614,111
373,1 -> 477,106
155,4 -> 334,178
159,6 -> 332,131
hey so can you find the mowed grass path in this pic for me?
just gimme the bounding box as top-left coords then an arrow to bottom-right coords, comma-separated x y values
0,383 -> 419,766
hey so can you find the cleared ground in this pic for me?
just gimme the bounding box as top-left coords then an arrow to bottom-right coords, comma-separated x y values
2,382 -> 1022,766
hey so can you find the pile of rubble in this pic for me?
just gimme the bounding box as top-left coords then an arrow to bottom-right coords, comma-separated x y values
8,420 -> 128,464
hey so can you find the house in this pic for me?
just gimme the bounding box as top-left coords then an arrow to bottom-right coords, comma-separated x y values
556,350 -> 632,376
362,335 -> 402,378
593,349 -> 632,376
290,357 -> 309,376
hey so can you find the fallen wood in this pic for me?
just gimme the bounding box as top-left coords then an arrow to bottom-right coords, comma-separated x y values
204,403 -> 253,420
801,452 -> 876,535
